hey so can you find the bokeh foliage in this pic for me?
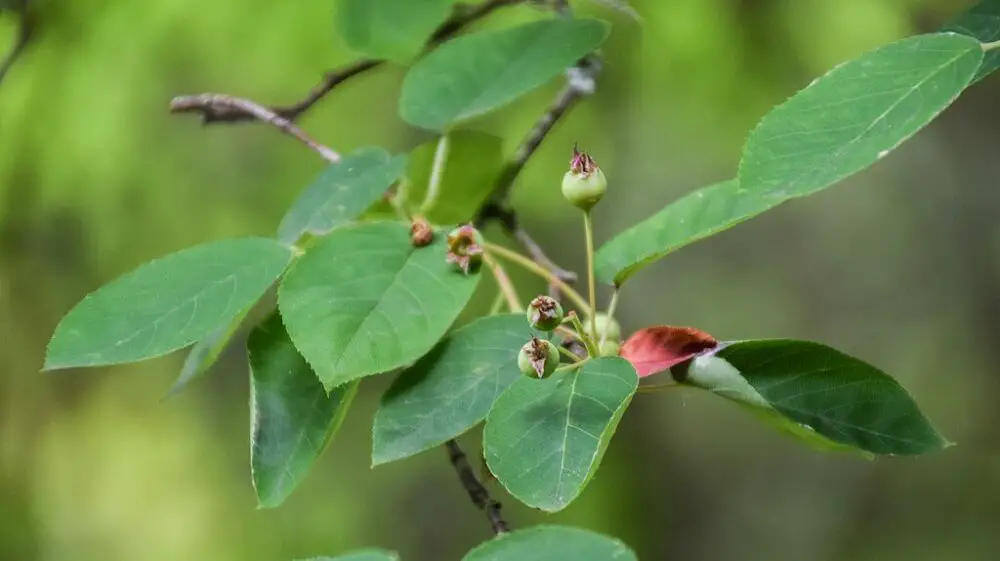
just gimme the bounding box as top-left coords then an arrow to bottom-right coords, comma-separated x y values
3,1 -> 999,560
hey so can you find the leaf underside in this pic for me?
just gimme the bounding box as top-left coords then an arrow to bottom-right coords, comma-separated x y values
677,339 -> 950,456
249,312 -> 358,509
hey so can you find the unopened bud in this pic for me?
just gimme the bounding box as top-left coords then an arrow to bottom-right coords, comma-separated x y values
410,218 -> 434,247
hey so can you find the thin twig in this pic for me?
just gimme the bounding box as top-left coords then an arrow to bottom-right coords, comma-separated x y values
185,59 -> 380,124
486,255 -> 523,312
169,94 -> 341,163
430,0 -> 524,43
446,439 -> 509,535
420,135 -> 451,215
484,241 -> 591,315
474,53 -> 601,298
172,0 -> 525,125
600,288 -> 620,346
478,53 -> 602,213
479,203 -> 577,300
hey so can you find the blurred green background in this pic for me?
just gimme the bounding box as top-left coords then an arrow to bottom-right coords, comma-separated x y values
3,0 -> 999,559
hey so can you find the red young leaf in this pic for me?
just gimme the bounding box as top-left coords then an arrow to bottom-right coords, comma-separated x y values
620,325 -> 718,378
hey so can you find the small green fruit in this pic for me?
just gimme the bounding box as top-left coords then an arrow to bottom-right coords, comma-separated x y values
445,224 -> 484,275
585,313 -> 621,342
599,340 -> 621,357
517,338 -> 559,379
561,147 -> 607,211
526,295 -> 564,331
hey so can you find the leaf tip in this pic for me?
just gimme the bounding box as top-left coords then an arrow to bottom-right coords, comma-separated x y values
369,450 -> 393,468
40,352 -> 77,372
252,487 -> 285,510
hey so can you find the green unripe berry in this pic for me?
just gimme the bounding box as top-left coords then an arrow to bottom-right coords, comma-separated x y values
526,295 -> 564,331
562,147 -> 607,211
599,340 -> 621,357
445,224 -> 484,275
585,313 -> 621,342
517,338 -> 559,379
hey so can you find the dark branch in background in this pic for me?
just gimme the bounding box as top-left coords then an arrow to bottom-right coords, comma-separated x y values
171,0 -> 525,125
446,439 -> 509,535
0,7 -> 35,88
169,94 -> 341,162
476,53 -> 602,299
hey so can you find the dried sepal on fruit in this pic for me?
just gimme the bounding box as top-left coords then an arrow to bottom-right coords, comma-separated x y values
561,146 -> 608,211
526,295 -> 564,331
445,224 -> 484,275
517,337 -> 560,379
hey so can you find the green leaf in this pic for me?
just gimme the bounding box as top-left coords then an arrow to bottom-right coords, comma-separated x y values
483,357 -> 638,512
943,1 -> 1000,83
165,306 -> 252,397
278,221 -> 481,390
372,314 -> 536,466
596,179 -> 774,285
45,238 -> 293,370
736,399 -> 874,458
463,525 -> 637,561
335,0 -> 454,63
277,147 -> 407,245
739,33 -> 981,206
596,34 -> 987,285
674,339 -> 951,456
299,550 -> 399,561
249,312 -> 358,509
404,131 -> 504,224
400,19 -> 609,131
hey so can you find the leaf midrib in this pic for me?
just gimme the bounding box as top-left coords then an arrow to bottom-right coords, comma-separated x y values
330,247 -> 419,378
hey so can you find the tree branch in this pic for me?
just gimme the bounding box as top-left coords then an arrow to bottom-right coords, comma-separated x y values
480,53 -> 602,211
184,59 -> 381,124
475,53 -> 601,299
169,94 -> 341,163
172,0 -> 525,125
446,439 -> 509,535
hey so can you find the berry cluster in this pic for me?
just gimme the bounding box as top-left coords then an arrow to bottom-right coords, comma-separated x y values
517,295 -> 622,379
